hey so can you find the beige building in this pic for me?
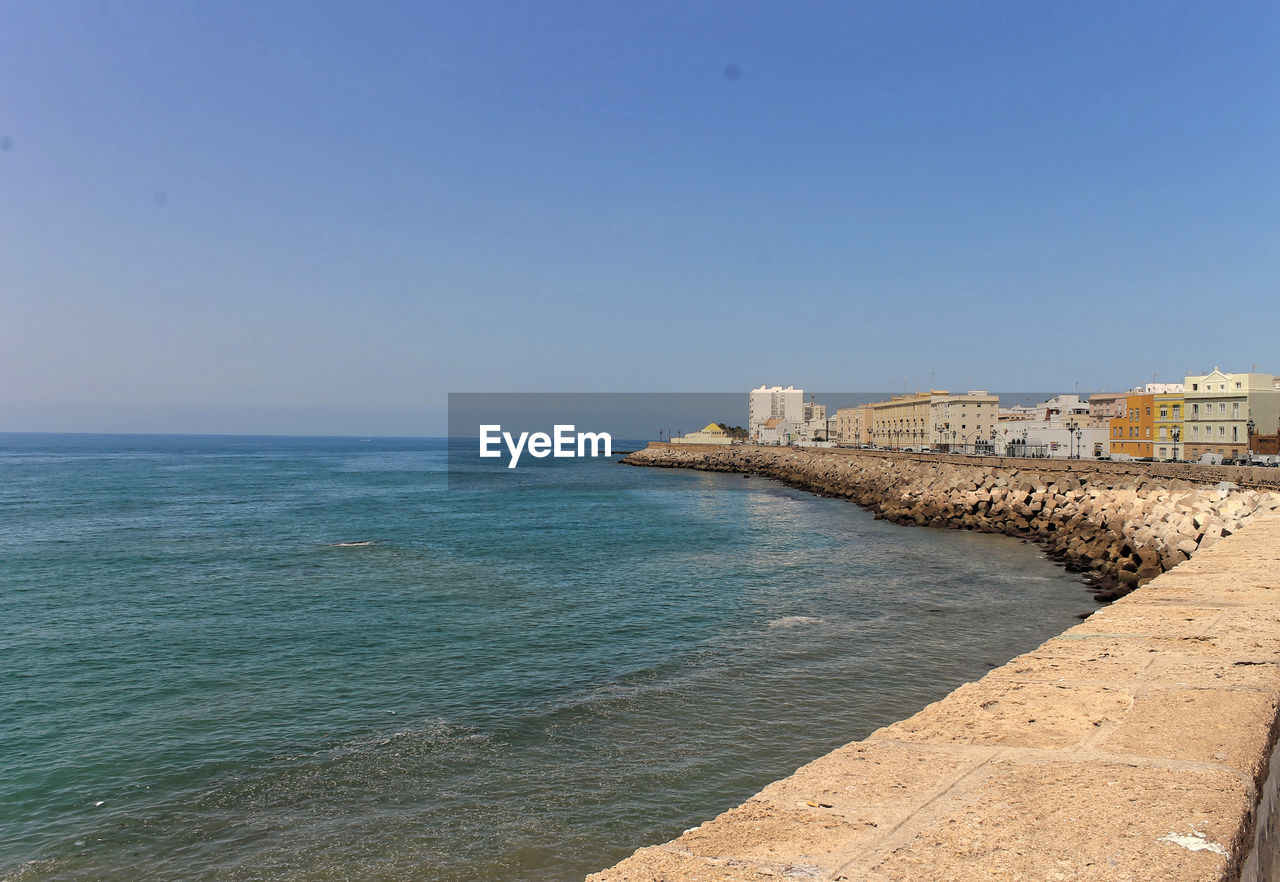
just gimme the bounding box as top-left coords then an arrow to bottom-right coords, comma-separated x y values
1088,392 -> 1127,421
870,392 -> 933,449
834,404 -> 873,446
1182,369 -> 1280,460
869,391 -> 999,451
928,391 -> 999,452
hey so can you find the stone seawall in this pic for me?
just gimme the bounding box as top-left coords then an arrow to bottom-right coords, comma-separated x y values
624,444 -> 1280,599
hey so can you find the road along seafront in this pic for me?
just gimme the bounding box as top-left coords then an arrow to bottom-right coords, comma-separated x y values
589,444 -> 1280,881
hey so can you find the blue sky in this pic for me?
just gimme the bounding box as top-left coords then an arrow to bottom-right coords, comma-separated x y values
2,1 -> 1276,434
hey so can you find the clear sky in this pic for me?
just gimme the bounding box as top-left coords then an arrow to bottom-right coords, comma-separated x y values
2,1 -> 1277,435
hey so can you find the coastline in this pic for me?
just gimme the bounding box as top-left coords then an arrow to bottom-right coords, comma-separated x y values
590,445 -> 1280,881
622,443 -> 1280,600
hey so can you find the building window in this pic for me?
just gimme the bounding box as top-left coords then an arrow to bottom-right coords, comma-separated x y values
1233,402 -> 1240,418
1160,407 -> 1167,419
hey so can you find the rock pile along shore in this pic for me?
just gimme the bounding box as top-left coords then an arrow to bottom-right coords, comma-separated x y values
623,444 -> 1280,599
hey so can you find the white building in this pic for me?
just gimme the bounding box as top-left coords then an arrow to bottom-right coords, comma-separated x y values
748,385 -> 804,441
995,394 -> 1109,459
757,417 -> 802,445
799,399 -> 828,442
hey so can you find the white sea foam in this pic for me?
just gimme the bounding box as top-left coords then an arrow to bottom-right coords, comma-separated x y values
768,616 -> 823,629
329,541 -> 377,547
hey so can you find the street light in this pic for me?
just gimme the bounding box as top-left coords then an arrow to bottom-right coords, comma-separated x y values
1171,425 -> 1180,462
1247,418 -> 1256,461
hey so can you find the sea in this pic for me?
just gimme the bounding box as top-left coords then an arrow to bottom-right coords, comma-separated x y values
0,434 -> 1094,881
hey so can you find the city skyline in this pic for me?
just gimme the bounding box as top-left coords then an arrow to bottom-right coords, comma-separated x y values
3,2 -> 1277,435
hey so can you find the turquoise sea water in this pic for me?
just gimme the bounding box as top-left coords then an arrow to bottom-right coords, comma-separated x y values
1,435 -> 1092,881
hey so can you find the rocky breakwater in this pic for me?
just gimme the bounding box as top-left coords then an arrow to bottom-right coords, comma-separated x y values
624,444 -> 1280,599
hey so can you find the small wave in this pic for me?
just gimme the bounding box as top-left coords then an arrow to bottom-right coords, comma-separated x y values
328,540 -> 378,547
768,615 -> 823,629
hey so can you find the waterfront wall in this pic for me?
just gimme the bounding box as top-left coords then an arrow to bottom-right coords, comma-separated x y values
592,445 -> 1280,881
624,444 -> 1280,598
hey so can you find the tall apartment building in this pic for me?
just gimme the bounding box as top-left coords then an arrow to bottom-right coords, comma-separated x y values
747,385 -> 803,441
1182,369 -> 1280,460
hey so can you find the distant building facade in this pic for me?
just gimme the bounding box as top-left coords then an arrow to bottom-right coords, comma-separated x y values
672,423 -> 732,445
928,391 -> 998,452
870,392 -> 934,449
801,399 -> 828,442
1088,393 -> 1127,421
996,394 -> 1107,459
834,404 -> 873,446
748,385 -> 803,441
1153,392 -> 1184,460
1109,393 -> 1155,458
1183,369 -> 1280,460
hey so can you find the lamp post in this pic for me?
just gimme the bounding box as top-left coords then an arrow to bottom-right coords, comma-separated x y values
1247,418 -> 1256,462
1171,425 -> 1180,462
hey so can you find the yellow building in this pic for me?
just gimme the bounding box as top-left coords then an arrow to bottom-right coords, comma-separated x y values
673,423 -> 732,445
870,392 -> 934,449
1153,392 -> 1184,460
1109,393 -> 1154,458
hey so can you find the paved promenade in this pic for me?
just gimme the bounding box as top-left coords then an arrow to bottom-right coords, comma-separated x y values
589,513 -> 1280,881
